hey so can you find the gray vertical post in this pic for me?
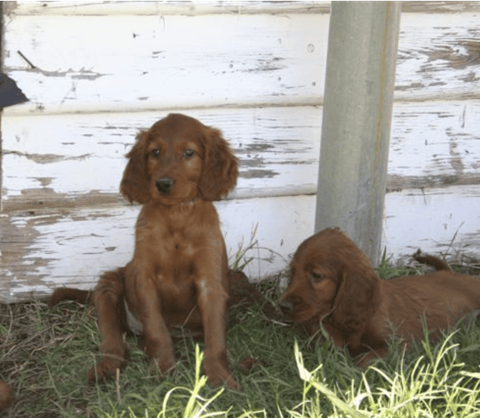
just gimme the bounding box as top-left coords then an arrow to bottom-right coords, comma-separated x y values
315,1 -> 401,266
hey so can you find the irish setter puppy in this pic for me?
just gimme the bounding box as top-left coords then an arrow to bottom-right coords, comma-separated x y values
280,228 -> 480,366
51,114 -> 238,388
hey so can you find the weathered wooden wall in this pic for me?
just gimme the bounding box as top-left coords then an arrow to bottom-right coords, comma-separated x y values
1,1 -> 480,302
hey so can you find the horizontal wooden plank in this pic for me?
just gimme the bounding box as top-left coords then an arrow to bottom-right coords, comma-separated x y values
0,194 -> 316,302
3,184 -> 480,302
3,11 -> 480,116
3,101 -> 480,212
7,1 -> 480,19
401,2 -> 480,13
383,184 -> 480,266
4,13 -> 480,115
3,13 -> 327,115
1,107 -> 322,211
394,13 -> 480,101
388,101 -> 480,190
5,1 -> 329,16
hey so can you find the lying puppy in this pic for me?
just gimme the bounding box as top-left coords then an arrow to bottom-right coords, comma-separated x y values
280,227 -> 480,365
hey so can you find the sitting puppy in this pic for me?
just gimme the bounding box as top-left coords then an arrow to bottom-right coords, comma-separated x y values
51,114 -> 238,388
280,227 -> 480,365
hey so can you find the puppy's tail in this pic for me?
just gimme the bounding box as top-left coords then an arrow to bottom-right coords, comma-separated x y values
49,287 -> 94,306
413,250 -> 452,272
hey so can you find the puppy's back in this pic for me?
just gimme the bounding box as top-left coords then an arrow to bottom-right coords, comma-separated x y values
383,271 -> 480,340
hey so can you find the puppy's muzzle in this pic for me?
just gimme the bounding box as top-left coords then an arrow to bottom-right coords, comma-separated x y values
156,177 -> 174,193
278,299 -> 294,315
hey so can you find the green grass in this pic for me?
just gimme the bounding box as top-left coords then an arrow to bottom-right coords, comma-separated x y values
2,261 -> 480,417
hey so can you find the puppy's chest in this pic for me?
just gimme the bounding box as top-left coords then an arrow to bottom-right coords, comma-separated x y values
135,224 -> 200,308
145,225 -> 199,270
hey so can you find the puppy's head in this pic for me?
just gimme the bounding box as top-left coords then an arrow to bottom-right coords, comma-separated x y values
120,114 -> 238,205
279,228 -> 379,333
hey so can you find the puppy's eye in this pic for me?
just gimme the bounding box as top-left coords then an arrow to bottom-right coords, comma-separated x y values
150,148 -> 161,157
184,149 -> 194,158
310,271 -> 324,283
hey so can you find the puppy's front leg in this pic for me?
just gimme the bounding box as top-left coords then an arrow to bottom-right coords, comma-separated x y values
133,276 -> 176,375
196,238 -> 237,389
197,278 -> 237,388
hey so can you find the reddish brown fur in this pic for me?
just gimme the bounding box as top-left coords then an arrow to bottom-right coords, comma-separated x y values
0,381 -> 13,411
51,114 -> 238,388
280,228 -> 480,366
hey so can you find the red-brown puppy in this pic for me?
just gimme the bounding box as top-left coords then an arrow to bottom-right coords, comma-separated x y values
52,114 -> 238,388
280,227 -> 480,365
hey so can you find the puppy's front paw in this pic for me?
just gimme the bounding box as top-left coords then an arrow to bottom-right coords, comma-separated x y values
152,352 -> 177,377
88,356 -> 125,384
203,355 -> 238,390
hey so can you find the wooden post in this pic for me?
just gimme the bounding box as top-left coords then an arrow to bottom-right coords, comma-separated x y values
315,2 -> 401,266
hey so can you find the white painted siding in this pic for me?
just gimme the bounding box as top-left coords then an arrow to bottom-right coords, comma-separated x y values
1,1 -> 480,301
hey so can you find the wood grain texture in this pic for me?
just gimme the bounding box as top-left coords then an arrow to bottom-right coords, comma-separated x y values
5,1 -> 329,16
395,13 -> 480,101
1,107 -> 322,211
6,1 -> 480,16
0,195 -> 316,302
383,185 -> 480,265
388,102 -> 480,190
3,11 -> 480,115
3,184 -> 480,302
3,103 -> 480,211
401,2 -> 480,14
3,13 -> 327,114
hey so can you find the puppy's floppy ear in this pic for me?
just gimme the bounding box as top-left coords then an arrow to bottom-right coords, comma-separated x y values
120,131 -> 151,204
332,264 -> 379,334
198,127 -> 238,201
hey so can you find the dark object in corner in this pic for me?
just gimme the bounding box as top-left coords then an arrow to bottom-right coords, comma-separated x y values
0,73 -> 28,108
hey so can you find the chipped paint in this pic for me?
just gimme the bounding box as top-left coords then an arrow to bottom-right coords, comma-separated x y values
1,107 -> 322,210
2,2 -> 480,302
2,189 -> 125,213
0,195 -> 315,302
6,2 -> 331,17
423,39 -> 480,71
3,13 -> 327,116
241,169 -> 278,179
3,150 -> 91,164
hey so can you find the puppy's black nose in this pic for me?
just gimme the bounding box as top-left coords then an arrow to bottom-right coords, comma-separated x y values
156,177 -> 174,193
278,299 -> 294,315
